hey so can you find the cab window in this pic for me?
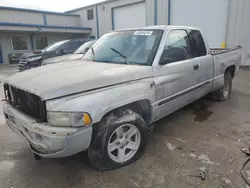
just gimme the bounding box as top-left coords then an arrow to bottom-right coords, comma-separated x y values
189,30 -> 207,57
160,30 -> 193,64
61,41 -> 84,54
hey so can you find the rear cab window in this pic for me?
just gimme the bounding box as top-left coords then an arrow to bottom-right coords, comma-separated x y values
189,30 -> 207,57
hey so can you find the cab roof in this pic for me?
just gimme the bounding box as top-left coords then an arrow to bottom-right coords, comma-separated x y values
115,25 -> 200,32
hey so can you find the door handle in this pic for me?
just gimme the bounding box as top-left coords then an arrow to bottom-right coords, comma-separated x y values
193,64 -> 199,71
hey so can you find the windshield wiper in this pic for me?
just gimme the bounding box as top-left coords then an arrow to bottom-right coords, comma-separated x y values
90,47 -> 95,61
110,48 -> 130,65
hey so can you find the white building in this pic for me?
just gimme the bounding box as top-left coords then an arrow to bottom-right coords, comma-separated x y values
67,0 -> 250,66
1,0 -> 250,66
0,6 -> 93,64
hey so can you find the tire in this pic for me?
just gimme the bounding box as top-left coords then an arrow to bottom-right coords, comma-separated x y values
33,153 -> 42,160
88,108 -> 149,170
212,71 -> 232,101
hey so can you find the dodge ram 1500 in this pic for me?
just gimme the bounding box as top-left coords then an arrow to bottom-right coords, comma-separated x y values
3,25 -> 241,170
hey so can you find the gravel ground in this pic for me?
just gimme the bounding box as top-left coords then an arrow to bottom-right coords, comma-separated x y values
0,66 -> 250,188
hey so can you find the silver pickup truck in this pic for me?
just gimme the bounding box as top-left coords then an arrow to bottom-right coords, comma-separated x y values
3,25 -> 241,170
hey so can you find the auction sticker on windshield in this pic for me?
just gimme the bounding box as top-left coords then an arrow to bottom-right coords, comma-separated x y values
134,31 -> 153,36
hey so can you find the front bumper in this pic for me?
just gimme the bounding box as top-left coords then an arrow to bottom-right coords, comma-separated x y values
18,64 -> 32,71
18,64 -> 27,71
18,62 -> 41,71
3,103 -> 93,158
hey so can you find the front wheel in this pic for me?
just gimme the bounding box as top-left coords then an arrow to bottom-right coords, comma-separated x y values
88,109 -> 149,170
212,71 -> 232,101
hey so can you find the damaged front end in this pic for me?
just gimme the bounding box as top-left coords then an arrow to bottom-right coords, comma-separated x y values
3,83 -> 93,158
4,83 -> 46,122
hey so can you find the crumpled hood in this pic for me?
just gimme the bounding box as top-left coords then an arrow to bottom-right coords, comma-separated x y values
42,54 -> 83,65
6,61 -> 153,100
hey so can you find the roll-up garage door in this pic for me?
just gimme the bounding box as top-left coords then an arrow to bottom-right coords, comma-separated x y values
113,2 -> 146,30
171,0 -> 229,48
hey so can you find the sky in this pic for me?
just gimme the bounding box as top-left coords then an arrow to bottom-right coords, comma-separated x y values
1,0 -> 106,12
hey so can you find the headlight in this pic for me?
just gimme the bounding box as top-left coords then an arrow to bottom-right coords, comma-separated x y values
28,56 -> 42,62
47,112 -> 92,127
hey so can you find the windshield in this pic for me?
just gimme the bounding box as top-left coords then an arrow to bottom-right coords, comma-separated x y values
83,30 -> 163,65
43,40 -> 69,52
74,41 -> 95,54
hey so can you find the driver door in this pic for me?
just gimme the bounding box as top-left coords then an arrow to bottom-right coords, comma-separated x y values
153,29 -> 198,121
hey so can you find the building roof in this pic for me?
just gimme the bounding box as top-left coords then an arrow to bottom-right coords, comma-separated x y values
0,22 -> 91,30
0,22 -> 92,34
0,6 -> 80,17
65,0 -> 119,13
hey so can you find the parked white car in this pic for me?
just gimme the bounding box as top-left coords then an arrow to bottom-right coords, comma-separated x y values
3,25 -> 241,170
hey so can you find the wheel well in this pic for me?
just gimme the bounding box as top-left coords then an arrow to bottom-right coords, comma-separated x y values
225,65 -> 235,78
103,100 -> 152,125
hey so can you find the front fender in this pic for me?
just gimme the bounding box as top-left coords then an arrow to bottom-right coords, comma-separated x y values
46,79 -> 155,123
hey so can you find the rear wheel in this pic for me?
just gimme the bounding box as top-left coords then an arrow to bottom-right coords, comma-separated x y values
212,71 -> 232,101
88,109 -> 149,170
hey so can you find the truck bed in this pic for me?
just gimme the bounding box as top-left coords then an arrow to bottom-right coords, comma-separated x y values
210,46 -> 241,92
210,46 -> 241,55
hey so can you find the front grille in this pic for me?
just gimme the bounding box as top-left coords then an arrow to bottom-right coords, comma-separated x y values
4,84 -> 46,122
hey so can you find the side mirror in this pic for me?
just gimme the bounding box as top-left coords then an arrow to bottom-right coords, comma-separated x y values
159,47 -> 187,65
85,47 -> 90,53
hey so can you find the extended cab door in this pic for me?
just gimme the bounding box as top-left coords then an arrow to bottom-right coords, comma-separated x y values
188,29 -> 214,98
152,29 -> 213,122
